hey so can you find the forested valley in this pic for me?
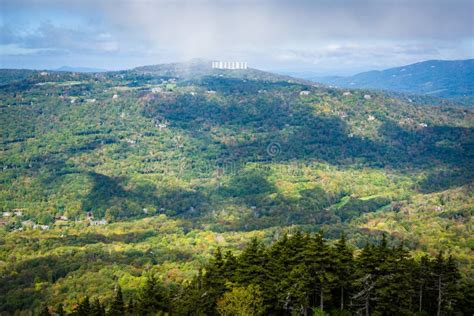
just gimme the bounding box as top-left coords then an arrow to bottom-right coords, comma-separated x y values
0,63 -> 472,315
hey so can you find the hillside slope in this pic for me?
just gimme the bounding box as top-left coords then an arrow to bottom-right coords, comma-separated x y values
314,59 -> 474,103
0,63 -> 473,312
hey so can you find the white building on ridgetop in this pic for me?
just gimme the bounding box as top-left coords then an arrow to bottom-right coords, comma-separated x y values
212,61 -> 248,70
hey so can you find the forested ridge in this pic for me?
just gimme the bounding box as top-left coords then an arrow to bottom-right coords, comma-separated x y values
313,59 -> 474,105
41,233 -> 472,316
0,62 -> 473,314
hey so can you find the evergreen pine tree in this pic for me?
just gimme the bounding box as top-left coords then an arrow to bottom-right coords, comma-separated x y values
285,231 -> 307,266
434,252 -> 446,316
457,279 -> 474,315
126,298 -> 136,316
222,250 -> 238,281
73,296 -> 92,316
236,238 -> 273,313
236,238 -> 268,286
303,232 -> 335,312
108,285 -> 125,316
352,244 -> 378,316
136,274 -> 167,315
265,233 -> 292,313
333,233 -> 353,311
90,298 -> 106,316
441,255 -> 461,314
174,271 -> 206,315
374,244 -> 414,315
414,255 -> 432,314
201,248 -> 227,314
280,264 -> 311,314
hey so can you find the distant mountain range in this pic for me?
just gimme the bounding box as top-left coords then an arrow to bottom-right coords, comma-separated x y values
54,66 -> 108,73
306,59 -> 474,103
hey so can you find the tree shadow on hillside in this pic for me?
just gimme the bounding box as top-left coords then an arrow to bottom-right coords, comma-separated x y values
418,169 -> 474,193
80,172 -> 210,219
142,86 -> 473,193
216,178 -> 395,232
376,120 -> 474,192
40,230 -> 158,247
222,184 -> 343,231
218,168 -> 276,198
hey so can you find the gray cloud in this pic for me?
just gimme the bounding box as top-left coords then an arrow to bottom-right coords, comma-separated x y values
1,22 -> 119,53
94,0 -> 474,55
1,0 -> 473,72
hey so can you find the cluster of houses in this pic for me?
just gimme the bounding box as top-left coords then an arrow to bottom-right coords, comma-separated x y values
1,209 -> 22,221
0,210 -> 53,231
398,118 -> 429,129
340,91 -> 372,100
1,208 -> 108,231
2,209 -> 24,218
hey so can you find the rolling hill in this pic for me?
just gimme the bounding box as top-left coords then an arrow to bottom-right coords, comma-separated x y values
0,61 -> 472,313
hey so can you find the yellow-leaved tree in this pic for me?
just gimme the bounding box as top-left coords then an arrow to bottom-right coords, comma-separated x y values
216,283 -> 264,316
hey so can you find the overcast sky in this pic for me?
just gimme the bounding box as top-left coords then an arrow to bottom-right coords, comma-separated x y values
1,0 -> 473,75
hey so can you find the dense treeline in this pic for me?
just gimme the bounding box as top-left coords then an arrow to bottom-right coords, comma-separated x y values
44,233 -> 472,316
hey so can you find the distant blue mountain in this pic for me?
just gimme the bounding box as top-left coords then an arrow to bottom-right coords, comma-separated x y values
313,59 -> 474,102
54,66 -> 107,73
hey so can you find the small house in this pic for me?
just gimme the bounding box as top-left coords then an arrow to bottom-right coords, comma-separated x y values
55,215 -> 69,221
158,123 -> 167,130
33,224 -> 49,230
90,219 -> 107,226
